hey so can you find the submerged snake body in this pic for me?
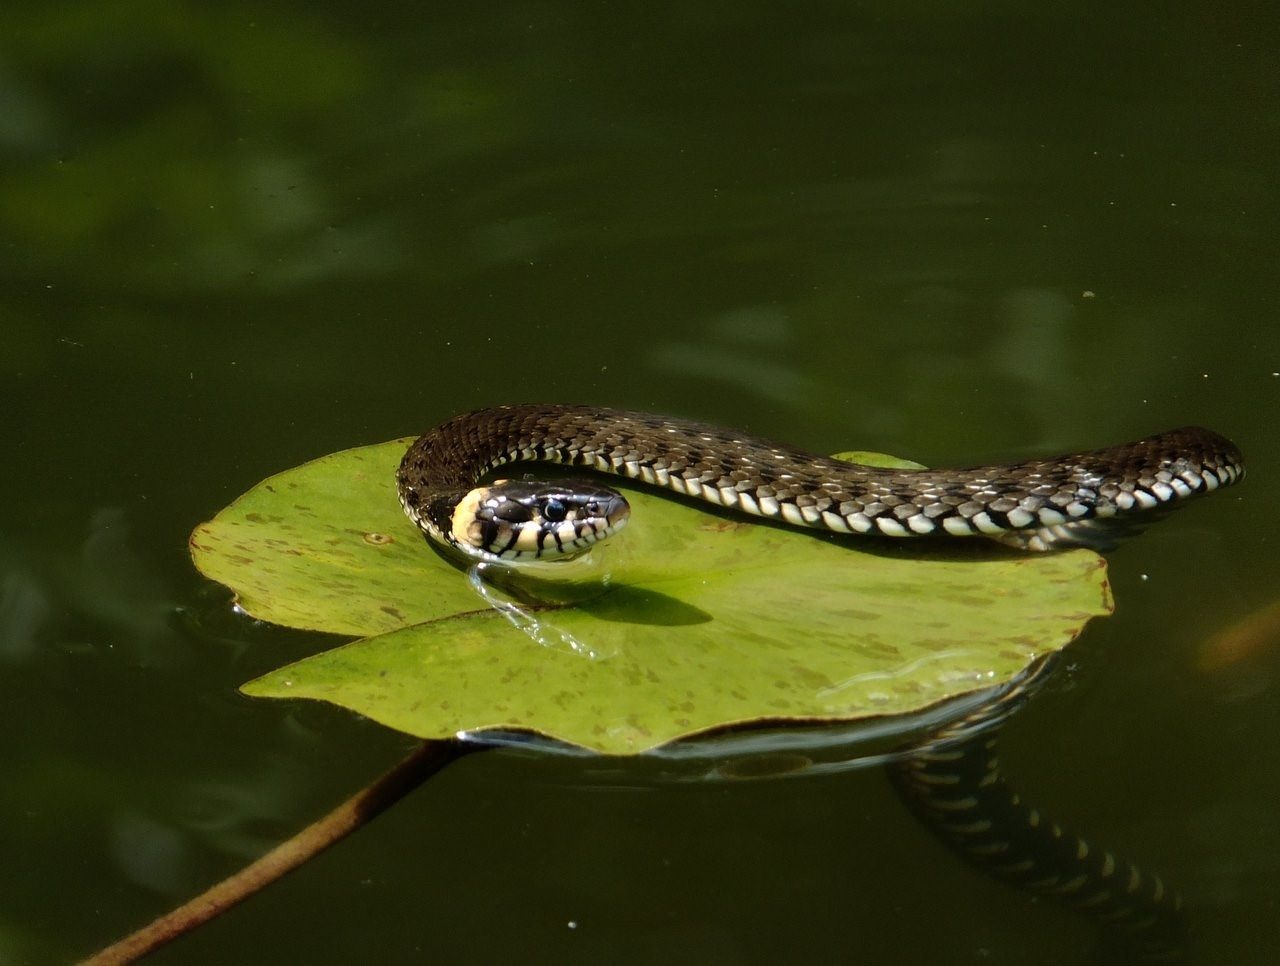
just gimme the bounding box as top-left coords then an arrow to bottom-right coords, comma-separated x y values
889,657 -> 1189,962
397,404 -> 1243,558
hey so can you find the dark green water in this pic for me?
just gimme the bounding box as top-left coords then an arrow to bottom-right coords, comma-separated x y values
3,4 -> 1278,963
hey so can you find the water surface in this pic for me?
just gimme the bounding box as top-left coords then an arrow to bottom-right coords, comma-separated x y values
2,4 -> 1277,963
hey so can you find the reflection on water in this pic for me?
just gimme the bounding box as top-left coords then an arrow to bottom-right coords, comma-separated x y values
0,507 -> 176,665
465,667 -> 1029,787
109,810 -> 190,895
646,305 -> 819,408
1197,597 -> 1280,677
0,568 -> 48,663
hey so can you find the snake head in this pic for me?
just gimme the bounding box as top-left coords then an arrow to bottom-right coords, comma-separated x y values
450,478 -> 630,561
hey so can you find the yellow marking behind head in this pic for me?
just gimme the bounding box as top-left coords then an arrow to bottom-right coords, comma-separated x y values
451,487 -> 490,549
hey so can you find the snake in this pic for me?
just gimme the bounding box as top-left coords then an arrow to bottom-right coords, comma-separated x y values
397,404 -> 1243,561
398,405 -> 1243,959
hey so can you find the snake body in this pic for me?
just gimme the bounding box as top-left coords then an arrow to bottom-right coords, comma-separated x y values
398,405 -> 1238,958
397,404 -> 1243,558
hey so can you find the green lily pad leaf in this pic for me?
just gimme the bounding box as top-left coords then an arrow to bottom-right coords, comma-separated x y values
189,440 -> 483,637
829,450 -> 928,471
193,439 -> 1113,754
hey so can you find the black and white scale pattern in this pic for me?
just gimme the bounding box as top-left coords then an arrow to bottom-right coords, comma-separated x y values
397,404 -> 1244,553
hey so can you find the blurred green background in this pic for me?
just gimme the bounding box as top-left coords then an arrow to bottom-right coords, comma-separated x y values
2,3 -> 1277,963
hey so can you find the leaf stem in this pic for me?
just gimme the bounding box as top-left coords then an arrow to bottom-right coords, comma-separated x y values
81,740 -> 480,965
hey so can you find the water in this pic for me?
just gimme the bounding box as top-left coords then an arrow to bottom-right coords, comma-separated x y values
2,4 -> 1278,963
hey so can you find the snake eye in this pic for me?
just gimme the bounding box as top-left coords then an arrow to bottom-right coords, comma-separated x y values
542,498 -> 567,522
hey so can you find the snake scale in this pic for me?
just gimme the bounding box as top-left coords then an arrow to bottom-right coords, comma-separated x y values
398,404 -> 1243,560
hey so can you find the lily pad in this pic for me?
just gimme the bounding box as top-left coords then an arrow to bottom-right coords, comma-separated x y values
191,439 -> 1113,754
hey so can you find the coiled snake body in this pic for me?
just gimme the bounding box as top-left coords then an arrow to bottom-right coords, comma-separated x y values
398,404 -> 1243,560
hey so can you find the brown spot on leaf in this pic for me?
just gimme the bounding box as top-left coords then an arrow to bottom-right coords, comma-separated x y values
697,520 -> 748,533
